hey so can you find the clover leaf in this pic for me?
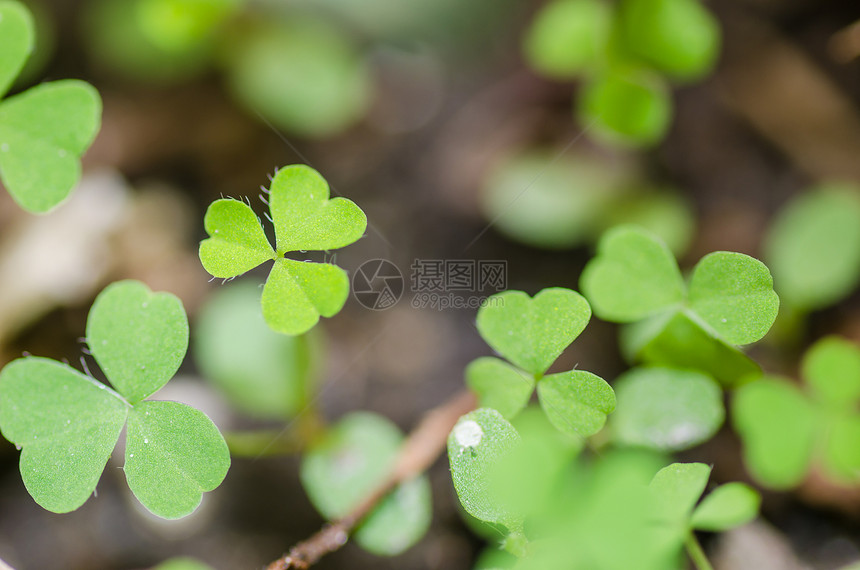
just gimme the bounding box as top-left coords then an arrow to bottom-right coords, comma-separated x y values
650,463 -> 760,533
0,1 -> 102,213
471,287 -> 615,436
300,412 -> 431,555
733,336 -> 860,488
476,288 -> 591,376
0,280 -> 230,518
199,164 -> 367,335
611,367 -> 724,451
581,225 -> 779,385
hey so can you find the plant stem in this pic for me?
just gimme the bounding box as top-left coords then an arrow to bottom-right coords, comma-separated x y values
264,389 -> 477,570
685,531 -> 715,570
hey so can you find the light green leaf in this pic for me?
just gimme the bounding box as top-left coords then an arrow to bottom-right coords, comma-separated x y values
617,0 -> 720,81
622,309 -> 762,386
87,280 -> 189,404
466,357 -> 534,420
688,252 -> 779,345
0,357 -> 127,513
612,367 -> 724,451
476,288 -> 591,375
0,1 -> 34,98
649,462 -> 711,525
124,400 -> 230,519
537,370 -> 615,437
301,412 -> 431,555
764,183 -> 860,309
732,377 -> 817,489
262,258 -> 349,335
578,69 -> 672,148
199,199 -> 275,278
226,18 -> 371,137
269,164 -> 367,255
821,414 -> 860,484
152,558 -> 215,570
448,408 -> 522,528
0,80 -> 102,213
691,483 -> 760,531
581,225 -> 684,321
802,336 -> 860,411
523,0 -> 611,79
193,281 -> 318,419
354,476 -> 432,555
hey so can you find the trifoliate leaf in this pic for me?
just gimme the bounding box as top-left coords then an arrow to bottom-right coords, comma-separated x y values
732,377 -> 816,489
690,483 -> 760,531
300,412 -> 432,555
124,400 -> 230,519
87,280 -> 189,404
193,281 -> 318,419
578,69 -> 672,148
802,336 -> 860,411
0,1 -> 33,98
612,367 -> 724,451
537,370 -> 615,437
617,0 -> 720,81
199,199 -> 275,277
199,164 -> 366,335
0,80 -> 101,213
466,357 -> 535,420
580,225 -> 684,321
649,462 -> 711,525
765,185 -> 860,309
448,408 -> 522,529
523,0 -> 611,79
687,252 -> 779,345
476,288 -> 591,375
0,358 -> 127,513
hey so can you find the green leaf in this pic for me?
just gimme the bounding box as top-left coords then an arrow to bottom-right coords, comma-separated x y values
578,69 -> 672,148
537,370 -> 615,437
765,184 -> 860,309
802,336 -> 860,410
0,80 -> 102,213
199,199 -> 275,278
622,309 -> 762,386
86,280 -> 189,404
152,558 -> 215,570
821,414 -> 860,484
522,0 -> 611,79
649,462 -> 711,525
466,357 -> 534,420
687,252 -> 779,345
617,0 -> 720,81
199,164 -> 365,336
0,0 -> 34,98
732,377 -> 817,489
690,483 -> 760,531
124,400 -> 230,519
447,408 -> 522,528
269,164 -> 367,255
226,18 -> 371,137
612,367 -> 724,451
581,225 -> 684,321
193,281 -> 318,419
301,412 -> 431,555
0,357 -> 127,513
261,258 -> 349,335
476,288 -> 591,375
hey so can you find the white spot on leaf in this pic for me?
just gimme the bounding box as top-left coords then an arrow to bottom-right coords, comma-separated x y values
454,420 -> 483,449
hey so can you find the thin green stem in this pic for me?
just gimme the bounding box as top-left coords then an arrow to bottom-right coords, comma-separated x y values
685,531 -> 714,570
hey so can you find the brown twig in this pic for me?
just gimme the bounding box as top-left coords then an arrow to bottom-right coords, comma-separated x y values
265,389 -> 477,570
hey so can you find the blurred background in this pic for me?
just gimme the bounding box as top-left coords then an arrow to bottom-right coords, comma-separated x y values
1,0 -> 860,568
